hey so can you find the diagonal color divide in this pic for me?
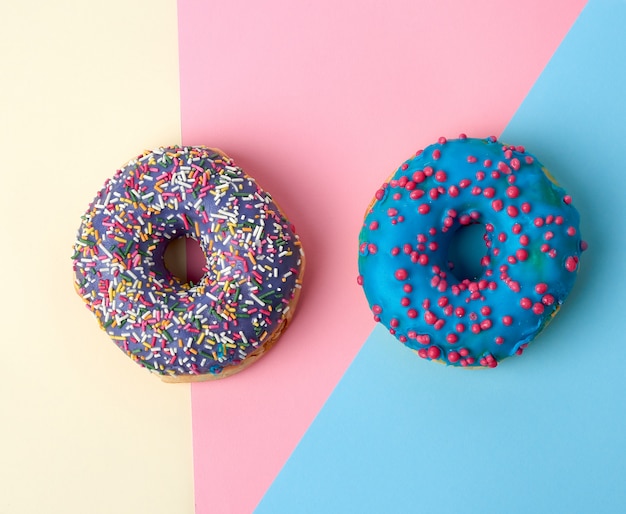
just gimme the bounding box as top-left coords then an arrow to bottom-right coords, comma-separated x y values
255,0 -> 626,512
176,1 -> 587,512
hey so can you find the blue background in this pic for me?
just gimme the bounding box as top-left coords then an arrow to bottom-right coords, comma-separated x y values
256,0 -> 626,512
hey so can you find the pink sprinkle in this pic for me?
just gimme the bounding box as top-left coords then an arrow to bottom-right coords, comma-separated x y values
516,249 -> 528,261
417,334 -> 430,345
564,195 -> 572,204
433,149 -> 441,160
413,171 -> 426,183
435,170 -> 447,182
491,199 -> 503,211
395,268 -> 408,280
424,311 -> 437,324
532,303 -> 545,315
483,187 -> 495,198
418,204 -> 430,214
498,161 -> 511,173
520,298 -> 532,309
427,346 -> 441,359
565,256 -> 577,272
502,315 -> 513,326
506,186 -> 519,198
448,350 -> 460,362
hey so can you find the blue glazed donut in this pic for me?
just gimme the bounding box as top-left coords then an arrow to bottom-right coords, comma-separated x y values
73,146 -> 304,381
357,136 -> 585,368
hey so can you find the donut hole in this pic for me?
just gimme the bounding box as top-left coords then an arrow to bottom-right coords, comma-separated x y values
447,223 -> 488,282
163,236 -> 206,285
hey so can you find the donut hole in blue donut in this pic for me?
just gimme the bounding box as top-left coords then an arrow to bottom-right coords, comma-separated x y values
446,223 -> 488,282
163,236 -> 206,285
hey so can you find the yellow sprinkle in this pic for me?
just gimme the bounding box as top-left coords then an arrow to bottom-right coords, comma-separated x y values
196,332 -> 205,346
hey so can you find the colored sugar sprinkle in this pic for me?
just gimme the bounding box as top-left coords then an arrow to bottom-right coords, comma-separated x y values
358,136 -> 585,368
73,146 -> 304,378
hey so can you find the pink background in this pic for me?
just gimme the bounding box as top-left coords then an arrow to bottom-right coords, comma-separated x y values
177,1 -> 587,512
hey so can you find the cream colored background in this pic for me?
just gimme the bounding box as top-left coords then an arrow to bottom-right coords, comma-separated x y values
1,1 -> 193,513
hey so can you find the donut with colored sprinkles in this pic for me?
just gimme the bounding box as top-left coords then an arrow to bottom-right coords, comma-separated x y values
73,146 -> 304,381
357,135 -> 585,368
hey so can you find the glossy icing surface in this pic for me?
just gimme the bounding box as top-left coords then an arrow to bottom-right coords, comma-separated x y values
73,146 -> 304,377
358,136 -> 585,367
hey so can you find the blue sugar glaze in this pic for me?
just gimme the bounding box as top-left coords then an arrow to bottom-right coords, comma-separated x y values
358,136 -> 584,368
